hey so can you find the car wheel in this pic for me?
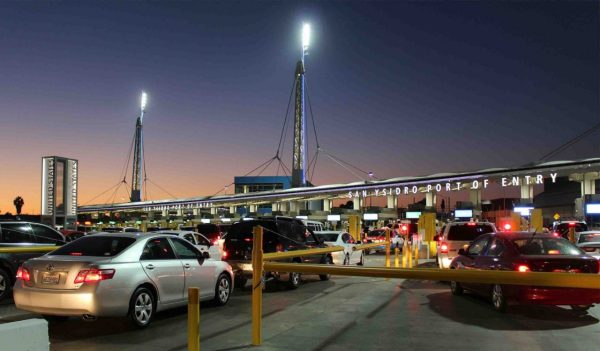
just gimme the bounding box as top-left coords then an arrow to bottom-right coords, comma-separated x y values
343,254 -> 350,266
450,280 -> 463,296
491,284 -> 507,312
0,268 -> 10,301
213,274 -> 231,306
234,276 -> 247,289
287,272 -> 301,289
129,287 -> 155,328
358,253 -> 364,266
319,256 -> 333,281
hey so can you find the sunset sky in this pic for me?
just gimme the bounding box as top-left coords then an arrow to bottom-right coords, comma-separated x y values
0,1 -> 597,214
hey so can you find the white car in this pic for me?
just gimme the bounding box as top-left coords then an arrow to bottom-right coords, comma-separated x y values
156,230 -> 222,260
576,231 -> 600,259
436,221 -> 496,269
314,231 -> 364,265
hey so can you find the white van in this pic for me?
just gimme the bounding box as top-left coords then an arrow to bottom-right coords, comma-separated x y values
436,221 -> 496,268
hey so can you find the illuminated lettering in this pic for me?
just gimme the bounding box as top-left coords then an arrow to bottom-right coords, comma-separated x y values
362,190 -> 368,198
472,180 -> 479,189
511,177 -> 519,186
412,186 -> 418,194
550,173 -> 557,183
536,175 -> 543,184
395,187 -> 401,195
404,187 -> 409,195
435,184 -> 442,192
483,179 -> 489,188
374,189 -> 379,196
455,182 -> 462,191
525,175 -> 531,185
426,184 -> 432,192
446,183 -> 451,191
501,178 -> 508,187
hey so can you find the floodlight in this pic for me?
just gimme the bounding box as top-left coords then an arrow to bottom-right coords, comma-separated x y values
141,91 -> 147,111
302,23 -> 310,49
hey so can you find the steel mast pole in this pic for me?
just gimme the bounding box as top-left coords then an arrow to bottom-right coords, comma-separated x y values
292,24 -> 310,188
130,91 -> 147,202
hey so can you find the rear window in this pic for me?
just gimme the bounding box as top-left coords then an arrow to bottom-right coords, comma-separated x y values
578,233 -> 600,244
314,233 -> 339,242
555,223 -> 588,237
51,236 -> 136,256
513,237 -> 583,256
447,224 -> 494,241
197,224 -> 219,239
368,230 -> 385,237
227,221 -> 278,241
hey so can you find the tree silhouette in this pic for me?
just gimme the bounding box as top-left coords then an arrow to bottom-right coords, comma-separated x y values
13,196 -> 24,215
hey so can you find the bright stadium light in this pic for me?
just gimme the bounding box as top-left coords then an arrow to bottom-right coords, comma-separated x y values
140,91 -> 147,111
302,23 -> 310,50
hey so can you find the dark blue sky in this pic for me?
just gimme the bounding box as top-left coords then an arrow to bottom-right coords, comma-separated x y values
0,1 -> 598,211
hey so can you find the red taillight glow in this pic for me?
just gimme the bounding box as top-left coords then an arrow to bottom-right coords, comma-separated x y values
568,222 -> 577,227
401,225 -> 408,232
467,222 -> 476,226
74,269 -> 115,284
552,232 -> 560,237
70,252 -> 83,256
221,251 -> 228,259
440,243 -> 449,254
547,250 -> 560,255
503,223 -> 512,231
517,265 -> 530,272
275,243 -> 284,252
16,267 -> 30,282
244,238 -> 252,242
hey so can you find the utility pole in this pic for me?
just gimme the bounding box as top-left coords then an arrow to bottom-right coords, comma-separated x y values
130,92 -> 147,202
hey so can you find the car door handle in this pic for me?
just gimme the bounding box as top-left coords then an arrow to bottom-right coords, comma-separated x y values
145,264 -> 155,270
184,263 -> 191,269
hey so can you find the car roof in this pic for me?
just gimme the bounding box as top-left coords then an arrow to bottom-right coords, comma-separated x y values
314,231 -> 344,235
491,231 -> 556,240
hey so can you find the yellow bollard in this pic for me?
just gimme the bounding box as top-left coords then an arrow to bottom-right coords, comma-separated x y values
251,226 -> 264,346
187,287 -> 200,351
407,241 -> 413,269
394,247 -> 399,268
414,244 -> 419,267
385,228 -> 391,268
402,240 -> 408,268
568,227 -> 575,244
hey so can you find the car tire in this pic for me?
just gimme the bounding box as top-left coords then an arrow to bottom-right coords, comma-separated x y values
343,254 -> 350,266
129,287 -> 155,328
491,284 -> 507,312
287,272 -> 301,289
213,274 -> 231,306
319,256 -> 333,281
234,277 -> 247,289
450,280 -> 463,296
570,305 -> 592,313
0,268 -> 11,301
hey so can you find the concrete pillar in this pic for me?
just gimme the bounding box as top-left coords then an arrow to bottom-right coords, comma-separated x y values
271,203 -> 278,212
289,202 -> 299,213
323,199 -> 332,212
353,197 -> 360,210
469,189 -> 482,210
176,209 -> 183,217
386,195 -> 397,209
249,204 -> 257,213
581,173 -> 597,195
520,177 -> 533,200
425,192 -> 436,208
192,208 -> 200,216
243,185 -> 249,194
161,209 -> 168,218
279,202 -> 288,213
210,207 -> 217,215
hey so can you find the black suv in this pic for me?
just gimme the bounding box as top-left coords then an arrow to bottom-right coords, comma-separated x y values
552,221 -> 588,239
0,221 -> 65,300
223,217 -> 332,289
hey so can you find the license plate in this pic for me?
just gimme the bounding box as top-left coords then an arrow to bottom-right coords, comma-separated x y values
240,264 -> 253,271
42,272 -> 60,284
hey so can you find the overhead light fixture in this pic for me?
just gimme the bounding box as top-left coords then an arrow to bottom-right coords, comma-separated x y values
302,23 -> 310,50
140,91 -> 147,111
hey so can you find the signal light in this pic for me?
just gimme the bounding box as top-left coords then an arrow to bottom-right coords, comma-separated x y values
440,243 -> 449,254
401,225 -> 408,232
16,267 -> 31,282
74,269 -> 115,284
503,223 -> 512,231
517,265 -> 530,272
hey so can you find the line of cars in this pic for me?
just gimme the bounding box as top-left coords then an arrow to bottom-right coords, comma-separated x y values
3,217 -> 362,328
435,220 -> 600,312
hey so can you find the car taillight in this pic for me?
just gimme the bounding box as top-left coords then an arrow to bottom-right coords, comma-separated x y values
74,269 -> 115,284
16,267 -> 30,282
221,251 -> 228,260
213,235 -> 221,245
516,264 -> 530,272
503,223 -> 512,231
275,243 -> 284,252
440,243 -> 449,254
467,222 -> 476,226
582,247 -> 597,252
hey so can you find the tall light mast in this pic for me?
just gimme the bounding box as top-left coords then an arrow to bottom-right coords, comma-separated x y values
130,91 -> 147,202
292,23 -> 310,188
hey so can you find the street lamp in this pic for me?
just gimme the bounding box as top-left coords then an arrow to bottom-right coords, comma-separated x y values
140,91 -> 147,112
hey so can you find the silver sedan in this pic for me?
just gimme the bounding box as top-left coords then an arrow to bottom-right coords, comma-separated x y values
13,233 -> 233,328
314,231 -> 364,265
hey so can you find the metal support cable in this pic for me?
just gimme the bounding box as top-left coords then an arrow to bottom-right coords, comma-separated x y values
539,121 -> 600,161
119,129 -> 137,183
323,152 -> 365,182
82,181 -> 124,205
276,78 -> 298,157
305,79 -> 320,149
146,179 -> 178,199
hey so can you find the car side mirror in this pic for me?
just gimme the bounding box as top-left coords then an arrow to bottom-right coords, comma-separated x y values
458,248 -> 466,256
357,240 -> 362,244
202,251 -> 210,259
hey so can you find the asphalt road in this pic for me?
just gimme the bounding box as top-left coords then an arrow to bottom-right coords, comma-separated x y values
1,255 -> 599,351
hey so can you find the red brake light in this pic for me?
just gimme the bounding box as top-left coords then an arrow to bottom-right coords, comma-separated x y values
568,222 -> 577,227
401,225 -> 407,232
552,232 -> 560,237
275,243 -> 284,252
503,223 -> 512,231
16,267 -> 30,282
467,222 -> 476,226
244,237 -> 253,242
440,243 -> 449,254
221,251 -> 228,260
517,265 -> 530,272
74,269 -> 115,284
70,252 -> 83,256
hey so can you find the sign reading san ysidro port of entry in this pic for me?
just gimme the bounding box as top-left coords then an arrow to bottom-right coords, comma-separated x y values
347,172 -> 558,199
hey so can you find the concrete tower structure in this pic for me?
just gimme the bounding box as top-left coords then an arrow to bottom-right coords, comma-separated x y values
130,92 -> 147,202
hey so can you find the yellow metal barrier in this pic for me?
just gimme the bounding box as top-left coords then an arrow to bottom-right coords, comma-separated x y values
252,226 -> 264,346
0,246 -> 58,254
394,247 -> 399,268
263,246 -> 344,261
352,242 -> 387,252
262,263 -> 600,290
385,228 -> 391,268
187,287 -> 200,351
